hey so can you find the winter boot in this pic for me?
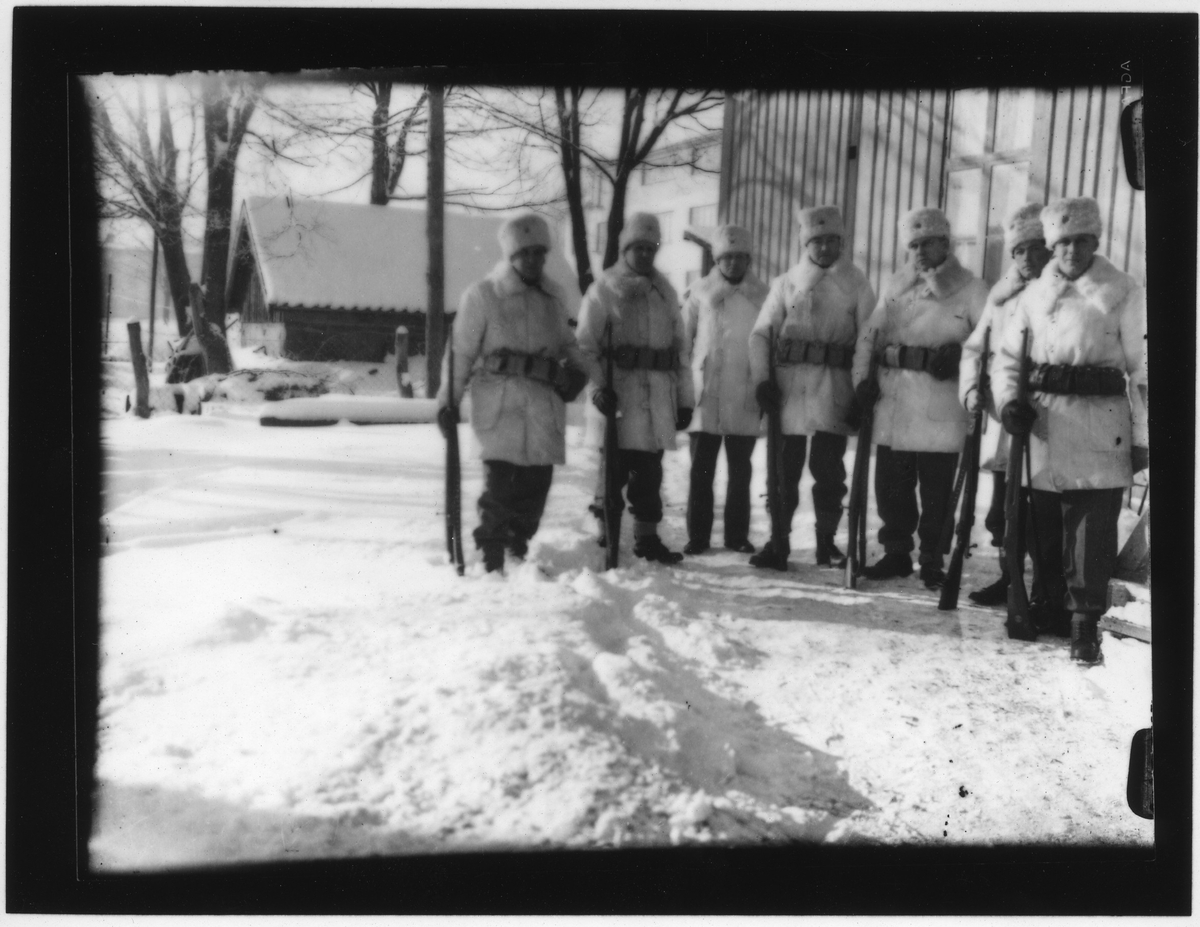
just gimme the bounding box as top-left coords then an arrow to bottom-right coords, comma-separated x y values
815,534 -> 846,568
507,536 -> 529,561
724,539 -> 756,554
683,539 -> 711,555
861,551 -> 913,580
968,571 -> 1010,606
633,534 -> 685,565
482,542 -> 506,574
749,541 -> 789,572
1030,596 -> 1072,637
1070,612 -> 1104,665
919,563 -> 946,589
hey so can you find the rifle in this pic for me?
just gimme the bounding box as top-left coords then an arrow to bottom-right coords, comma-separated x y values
845,333 -> 880,589
1004,328 -> 1037,639
603,320 -> 622,570
444,333 -> 465,576
765,329 -> 788,558
938,328 -> 988,610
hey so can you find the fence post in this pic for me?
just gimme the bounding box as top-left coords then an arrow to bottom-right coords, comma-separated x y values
395,326 -> 413,398
127,319 -> 151,418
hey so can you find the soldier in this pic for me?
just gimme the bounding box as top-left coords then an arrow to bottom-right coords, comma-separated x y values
436,212 -> 592,573
577,212 -> 694,565
993,196 -> 1147,664
680,225 -> 769,555
959,204 -> 1052,606
852,206 -> 989,587
748,205 -> 876,570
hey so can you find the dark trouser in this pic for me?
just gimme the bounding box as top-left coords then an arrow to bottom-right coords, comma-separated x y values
874,445 -> 958,566
687,432 -> 757,546
1029,486 -> 1124,614
593,448 -> 666,525
985,470 -> 1007,547
772,431 -> 848,553
474,460 -> 554,549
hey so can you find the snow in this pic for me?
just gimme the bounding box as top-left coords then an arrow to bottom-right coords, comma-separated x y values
91,344 -> 1154,870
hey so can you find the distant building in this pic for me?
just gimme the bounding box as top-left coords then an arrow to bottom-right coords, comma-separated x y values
226,196 -> 582,361
579,130 -> 722,294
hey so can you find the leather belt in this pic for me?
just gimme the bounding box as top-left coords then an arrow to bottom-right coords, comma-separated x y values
776,338 -> 854,369
875,342 -> 961,374
603,344 -> 679,371
1028,363 -> 1126,397
483,351 -> 565,388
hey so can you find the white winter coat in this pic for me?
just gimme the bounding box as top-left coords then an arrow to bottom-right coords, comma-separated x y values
577,262 -> 694,452
437,261 -> 593,466
992,254 -> 1146,492
958,263 -> 1034,472
682,267 -> 769,437
852,254 -> 988,453
749,255 -> 876,436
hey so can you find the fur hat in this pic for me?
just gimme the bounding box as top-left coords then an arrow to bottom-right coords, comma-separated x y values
618,212 -> 662,252
898,206 -> 951,246
1004,203 -> 1046,252
498,211 -> 552,259
796,205 -> 845,245
1040,197 -> 1103,247
711,224 -> 753,259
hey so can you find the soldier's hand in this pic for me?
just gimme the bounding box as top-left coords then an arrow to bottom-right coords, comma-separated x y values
929,344 -> 961,381
437,404 -> 459,438
963,387 -> 981,414
755,380 -> 782,414
592,387 -> 618,417
1001,400 -> 1037,436
855,378 -> 881,408
675,407 -> 693,431
1131,445 -> 1149,473
556,366 -> 589,403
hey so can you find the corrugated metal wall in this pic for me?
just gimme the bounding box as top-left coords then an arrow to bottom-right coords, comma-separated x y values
721,85 -> 1145,289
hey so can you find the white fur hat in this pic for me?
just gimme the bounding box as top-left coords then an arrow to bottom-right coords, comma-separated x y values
711,224 -> 753,259
796,205 -> 845,245
618,212 -> 662,252
498,211 -> 552,259
1003,203 -> 1046,252
1040,197 -> 1103,247
898,206 -> 951,246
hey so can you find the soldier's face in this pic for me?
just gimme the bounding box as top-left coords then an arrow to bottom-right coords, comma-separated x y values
717,252 -> 750,282
1011,240 -> 1051,281
806,234 -> 842,268
1054,234 -> 1100,280
624,242 -> 659,276
510,245 -> 547,284
909,236 -> 950,271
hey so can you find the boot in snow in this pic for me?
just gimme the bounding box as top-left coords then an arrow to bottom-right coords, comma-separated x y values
482,543 -> 505,574
749,541 -> 789,572
1070,612 -> 1104,665
1030,596 -> 1072,637
919,563 -> 946,589
861,551 -> 913,580
815,534 -> 847,568
507,536 -> 528,561
633,534 -> 684,565
684,539 -> 711,555
968,572 -> 1010,606
724,539 -> 756,554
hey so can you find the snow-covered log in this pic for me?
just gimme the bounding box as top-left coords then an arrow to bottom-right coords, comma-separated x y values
260,395 -> 438,427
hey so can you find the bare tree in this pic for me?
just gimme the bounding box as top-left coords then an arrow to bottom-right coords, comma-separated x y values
363,81 -> 428,205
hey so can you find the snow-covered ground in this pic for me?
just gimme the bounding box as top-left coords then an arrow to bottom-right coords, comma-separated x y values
91,333 -> 1153,870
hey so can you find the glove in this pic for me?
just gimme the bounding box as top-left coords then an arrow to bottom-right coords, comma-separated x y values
855,377 -> 881,409
1001,400 -> 1037,436
963,386 -> 981,414
592,387 -> 618,417
1131,445 -> 1149,473
755,381 -> 782,414
675,407 -> 693,431
437,404 -> 459,438
555,366 -> 589,403
928,344 -> 961,381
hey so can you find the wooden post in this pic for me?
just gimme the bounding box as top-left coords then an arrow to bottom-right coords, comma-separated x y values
148,234 -> 159,370
395,326 -> 413,398
104,272 -> 113,350
127,319 -> 151,418
425,82 -> 445,397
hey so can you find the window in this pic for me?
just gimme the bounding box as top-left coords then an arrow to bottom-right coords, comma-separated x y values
689,203 -> 719,228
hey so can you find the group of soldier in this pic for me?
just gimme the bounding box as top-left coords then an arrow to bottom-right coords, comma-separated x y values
436,194 -> 1146,665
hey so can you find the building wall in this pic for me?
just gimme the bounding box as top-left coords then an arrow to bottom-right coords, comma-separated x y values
722,86 -> 1145,295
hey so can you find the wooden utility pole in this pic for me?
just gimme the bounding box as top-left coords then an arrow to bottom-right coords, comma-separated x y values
425,82 -> 445,397
395,326 -> 413,398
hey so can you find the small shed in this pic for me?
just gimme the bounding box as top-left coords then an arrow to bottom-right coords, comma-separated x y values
227,196 -> 582,361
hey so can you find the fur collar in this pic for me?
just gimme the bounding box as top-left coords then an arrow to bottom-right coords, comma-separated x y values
883,253 -> 976,302
489,260 -> 565,301
690,266 -> 770,305
989,262 -> 1033,307
602,260 -> 675,302
1027,254 -> 1136,314
783,253 -> 861,298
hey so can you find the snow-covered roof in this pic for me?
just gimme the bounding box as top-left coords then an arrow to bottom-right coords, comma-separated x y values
230,196 -> 582,315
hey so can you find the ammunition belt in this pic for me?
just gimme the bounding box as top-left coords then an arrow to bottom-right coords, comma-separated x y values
603,344 -> 679,371
875,342 -> 961,374
1028,363 -> 1126,397
482,351 -> 566,389
776,338 -> 854,369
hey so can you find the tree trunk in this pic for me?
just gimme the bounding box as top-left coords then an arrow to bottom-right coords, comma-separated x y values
188,283 -> 233,376
369,82 -> 393,206
127,320 -> 151,418
602,173 -> 632,271
158,223 -> 193,334
425,83 -> 445,397
555,86 -> 593,295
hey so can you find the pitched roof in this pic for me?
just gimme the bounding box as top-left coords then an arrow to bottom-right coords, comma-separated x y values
230,196 -> 582,315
